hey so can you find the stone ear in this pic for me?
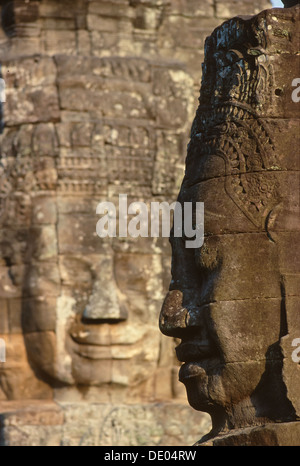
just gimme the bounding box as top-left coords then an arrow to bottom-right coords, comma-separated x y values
266,202 -> 300,243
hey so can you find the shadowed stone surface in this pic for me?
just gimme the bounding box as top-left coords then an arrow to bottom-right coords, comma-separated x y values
160,4 -> 300,446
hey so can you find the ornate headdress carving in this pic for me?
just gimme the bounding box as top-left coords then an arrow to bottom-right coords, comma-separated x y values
190,16 -> 282,228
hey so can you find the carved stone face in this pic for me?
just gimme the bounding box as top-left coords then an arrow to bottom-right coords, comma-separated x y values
0,186 -> 176,401
23,242 -> 163,391
160,8 -> 300,428
0,53 -> 193,400
160,156 -> 299,421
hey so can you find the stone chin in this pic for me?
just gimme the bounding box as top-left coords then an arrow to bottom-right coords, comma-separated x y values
179,364 -> 211,412
178,357 -> 273,419
178,360 -> 224,414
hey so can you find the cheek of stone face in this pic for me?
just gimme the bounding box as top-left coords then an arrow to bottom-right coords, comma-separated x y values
194,236 -> 221,274
58,256 -> 97,315
218,360 -> 267,405
206,299 -> 282,364
114,253 -> 165,325
194,233 -> 282,306
0,333 -> 53,400
24,331 -> 57,380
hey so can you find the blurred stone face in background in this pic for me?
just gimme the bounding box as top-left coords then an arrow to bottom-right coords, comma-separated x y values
0,52 -> 194,401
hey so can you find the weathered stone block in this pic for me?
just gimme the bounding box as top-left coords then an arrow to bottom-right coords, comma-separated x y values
44,29 -> 77,55
32,123 -> 59,157
4,72 -> 60,125
57,214 -> 110,255
215,0 -> 271,18
27,226 -> 58,262
31,195 -> 57,225
22,263 -> 60,298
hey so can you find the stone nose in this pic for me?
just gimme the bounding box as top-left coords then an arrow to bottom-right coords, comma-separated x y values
159,290 -> 191,338
82,279 -> 128,323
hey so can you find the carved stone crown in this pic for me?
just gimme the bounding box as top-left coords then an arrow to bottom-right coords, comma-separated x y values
189,14 -> 284,228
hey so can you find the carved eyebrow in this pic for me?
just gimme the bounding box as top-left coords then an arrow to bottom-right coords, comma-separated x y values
228,49 -> 244,59
214,49 -> 245,66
